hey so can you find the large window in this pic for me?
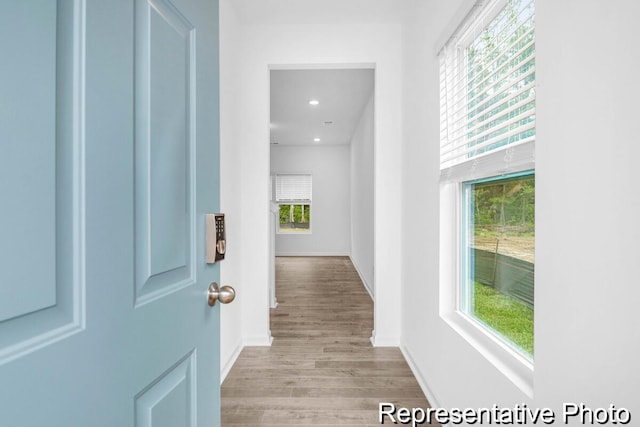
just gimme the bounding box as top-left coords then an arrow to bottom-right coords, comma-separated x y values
439,0 -> 536,378
462,172 -> 535,358
274,174 -> 312,234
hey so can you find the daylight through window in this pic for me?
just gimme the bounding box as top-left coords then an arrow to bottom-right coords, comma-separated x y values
439,0 -> 536,360
274,174 -> 312,234
462,173 -> 534,357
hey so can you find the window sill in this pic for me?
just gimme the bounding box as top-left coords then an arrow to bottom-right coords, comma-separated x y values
276,230 -> 312,235
441,309 -> 534,398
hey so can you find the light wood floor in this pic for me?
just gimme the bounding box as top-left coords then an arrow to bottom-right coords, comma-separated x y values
221,256 -> 435,426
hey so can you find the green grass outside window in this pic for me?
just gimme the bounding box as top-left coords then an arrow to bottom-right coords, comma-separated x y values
473,281 -> 534,356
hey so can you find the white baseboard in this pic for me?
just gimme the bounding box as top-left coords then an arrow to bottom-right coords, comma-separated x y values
370,332 -> 399,347
350,256 -> 374,300
400,344 -> 441,409
275,252 -> 350,257
243,333 -> 273,347
221,334 -> 273,384
220,341 -> 243,385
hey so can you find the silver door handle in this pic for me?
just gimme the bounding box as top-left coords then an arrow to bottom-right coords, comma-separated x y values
207,282 -> 235,306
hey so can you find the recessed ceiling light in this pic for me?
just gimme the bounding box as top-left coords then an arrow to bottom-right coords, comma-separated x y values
313,138 -> 320,143
309,99 -> 319,106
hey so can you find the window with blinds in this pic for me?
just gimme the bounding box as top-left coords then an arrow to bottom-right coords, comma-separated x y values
439,0 -> 535,182
275,174 -> 312,202
274,174 -> 312,234
438,0 -> 537,371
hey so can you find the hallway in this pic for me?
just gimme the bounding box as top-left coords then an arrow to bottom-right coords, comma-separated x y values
221,256 -> 433,426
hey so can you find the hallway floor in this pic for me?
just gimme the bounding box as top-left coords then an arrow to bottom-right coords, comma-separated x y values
221,256 -> 434,426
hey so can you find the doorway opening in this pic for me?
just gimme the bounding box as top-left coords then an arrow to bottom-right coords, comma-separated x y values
268,66 -> 376,335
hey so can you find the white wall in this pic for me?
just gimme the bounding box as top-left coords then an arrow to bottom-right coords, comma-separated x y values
271,145 -> 351,256
219,0 -> 405,357
218,0 -> 244,380
222,0 -> 640,414
400,0 -> 640,417
350,94 -> 375,296
533,0 -> 640,414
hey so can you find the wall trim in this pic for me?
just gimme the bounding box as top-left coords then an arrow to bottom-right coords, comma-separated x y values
243,333 -> 273,347
400,344 -> 442,409
350,256 -> 373,300
220,341 -> 243,384
370,332 -> 399,347
275,252 -> 350,257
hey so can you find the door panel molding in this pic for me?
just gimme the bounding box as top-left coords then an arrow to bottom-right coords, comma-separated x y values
134,0 -> 197,307
0,0 -> 220,424
0,0 -> 86,366
135,349 -> 197,427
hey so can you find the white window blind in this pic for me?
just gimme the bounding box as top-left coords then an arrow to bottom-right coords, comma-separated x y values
275,174 -> 312,202
439,0 -> 535,182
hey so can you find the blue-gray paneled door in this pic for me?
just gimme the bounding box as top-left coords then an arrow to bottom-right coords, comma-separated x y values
0,0 -> 222,425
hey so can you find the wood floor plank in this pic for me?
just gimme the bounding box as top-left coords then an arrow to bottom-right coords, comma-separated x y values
221,376 -> 425,389
221,256 -> 436,426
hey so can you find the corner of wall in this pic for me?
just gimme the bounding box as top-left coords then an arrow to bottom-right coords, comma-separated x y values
350,255 -> 374,299
370,331 -> 399,347
220,339 -> 243,384
243,334 -> 274,347
400,343 -> 442,409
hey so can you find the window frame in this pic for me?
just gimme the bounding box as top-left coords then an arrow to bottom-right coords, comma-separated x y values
273,173 -> 313,235
440,177 -> 534,397
460,171 -> 535,358
275,202 -> 313,235
438,0 -> 535,397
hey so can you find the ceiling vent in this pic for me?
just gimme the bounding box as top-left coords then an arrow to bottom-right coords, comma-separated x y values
323,121 -> 333,126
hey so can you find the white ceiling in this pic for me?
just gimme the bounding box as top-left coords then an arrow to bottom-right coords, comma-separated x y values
228,0 -> 409,25
270,69 -> 374,146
